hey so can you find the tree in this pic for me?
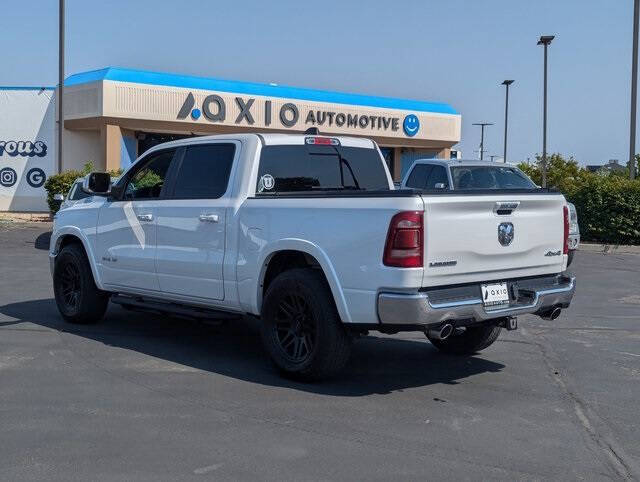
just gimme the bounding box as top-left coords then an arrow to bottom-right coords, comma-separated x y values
518,153 -> 588,193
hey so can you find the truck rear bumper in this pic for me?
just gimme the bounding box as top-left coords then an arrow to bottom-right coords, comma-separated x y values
377,274 -> 575,326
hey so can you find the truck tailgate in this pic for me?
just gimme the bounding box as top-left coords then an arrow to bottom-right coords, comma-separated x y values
421,193 -> 567,287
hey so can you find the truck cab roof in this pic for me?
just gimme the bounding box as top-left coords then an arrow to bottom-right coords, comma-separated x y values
138,133 -> 376,158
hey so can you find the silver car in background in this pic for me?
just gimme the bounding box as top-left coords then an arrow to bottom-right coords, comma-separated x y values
567,202 -> 580,266
400,159 -> 539,191
400,159 -> 580,266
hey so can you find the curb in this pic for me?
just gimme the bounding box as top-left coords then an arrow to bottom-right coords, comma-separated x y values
579,243 -> 640,255
0,212 -> 52,223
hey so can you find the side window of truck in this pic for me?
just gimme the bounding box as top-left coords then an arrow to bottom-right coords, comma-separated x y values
124,150 -> 175,200
405,164 -> 433,189
425,165 -> 449,189
256,145 -> 390,193
171,143 -> 235,199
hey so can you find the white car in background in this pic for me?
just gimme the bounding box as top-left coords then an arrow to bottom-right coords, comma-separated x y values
55,176 -> 120,211
54,177 -> 91,210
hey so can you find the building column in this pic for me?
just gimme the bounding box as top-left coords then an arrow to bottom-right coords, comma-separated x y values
438,148 -> 451,160
101,124 -> 122,172
393,147 -> 403,181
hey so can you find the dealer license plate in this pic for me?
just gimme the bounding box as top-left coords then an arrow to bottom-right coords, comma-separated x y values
481,282 -> 509,307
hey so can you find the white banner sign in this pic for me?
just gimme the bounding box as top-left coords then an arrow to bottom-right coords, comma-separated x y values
0,88 -> 55,212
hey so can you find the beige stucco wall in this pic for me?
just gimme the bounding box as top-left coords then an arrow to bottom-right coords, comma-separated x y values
62,128 -> 102,172
101,124 -> 122,171
62,82 -> 102,121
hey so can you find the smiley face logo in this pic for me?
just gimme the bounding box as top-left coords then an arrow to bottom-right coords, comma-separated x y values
403,114 -> 420,137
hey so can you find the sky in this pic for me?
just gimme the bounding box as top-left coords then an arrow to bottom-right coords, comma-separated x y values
0,0 -> 636,165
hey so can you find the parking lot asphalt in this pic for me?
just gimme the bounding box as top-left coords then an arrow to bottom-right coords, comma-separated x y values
1,222 -> 638,481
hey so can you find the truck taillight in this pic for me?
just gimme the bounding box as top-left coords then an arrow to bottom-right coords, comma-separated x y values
383,211 -> 423,268
563,205 -> 570,255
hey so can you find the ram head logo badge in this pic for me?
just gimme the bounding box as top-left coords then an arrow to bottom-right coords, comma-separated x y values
498,222 -> 514,246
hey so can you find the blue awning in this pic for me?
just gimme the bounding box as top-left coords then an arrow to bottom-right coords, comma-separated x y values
64,67 -> 458,115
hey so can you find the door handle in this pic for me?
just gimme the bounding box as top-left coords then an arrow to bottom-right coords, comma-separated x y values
199,213 -> 219,223
137,213 -> 153,222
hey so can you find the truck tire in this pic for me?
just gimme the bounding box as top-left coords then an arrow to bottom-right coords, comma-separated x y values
53,243 -> 109,324
261,268 -> 352,381
427,324 -> 501,355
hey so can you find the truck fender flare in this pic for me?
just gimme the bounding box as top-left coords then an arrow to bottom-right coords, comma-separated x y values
255,238 -> 352,323
51,226 -> 104,290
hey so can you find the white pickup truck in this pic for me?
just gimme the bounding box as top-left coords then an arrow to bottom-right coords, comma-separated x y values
50,133 -> 575,380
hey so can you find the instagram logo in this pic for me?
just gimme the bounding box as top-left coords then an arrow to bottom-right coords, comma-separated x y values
0,167 -> 17,187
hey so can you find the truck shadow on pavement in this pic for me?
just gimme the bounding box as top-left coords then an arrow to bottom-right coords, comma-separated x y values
0,298 -> 505,396
34,231 -> 52,250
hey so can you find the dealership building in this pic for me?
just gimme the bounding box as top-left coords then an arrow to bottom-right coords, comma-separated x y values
0,67 -> 461,212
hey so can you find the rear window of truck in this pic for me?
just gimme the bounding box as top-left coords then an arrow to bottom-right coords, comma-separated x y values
256,145 -> 390,193
451,166 -> 536,190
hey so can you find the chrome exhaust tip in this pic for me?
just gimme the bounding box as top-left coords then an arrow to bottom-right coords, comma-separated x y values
427,323 -> 454,341
540,306 -> 562,321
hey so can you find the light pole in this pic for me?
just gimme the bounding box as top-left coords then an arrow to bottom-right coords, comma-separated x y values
630,0 -> 639,180
472,122 -> 493,160
537,35 -> 554,187
501,80 -> 514,163
58,0 -> 65,174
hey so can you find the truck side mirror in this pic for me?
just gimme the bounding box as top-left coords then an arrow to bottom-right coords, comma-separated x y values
434,182 -> 447,189
82,172 -> 111,195
53,193 -> 65,201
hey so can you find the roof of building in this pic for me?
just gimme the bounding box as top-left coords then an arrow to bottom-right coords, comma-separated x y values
62,67 -> 458,115
586,160 -> 626,172
0,86 -> 55,91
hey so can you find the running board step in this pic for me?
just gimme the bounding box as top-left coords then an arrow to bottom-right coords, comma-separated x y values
110,294 -> 242,321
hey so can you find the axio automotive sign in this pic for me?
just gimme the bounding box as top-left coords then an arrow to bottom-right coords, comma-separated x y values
175,91 -> 420,137
100,79 -> 460,144
0,89 -> 55,211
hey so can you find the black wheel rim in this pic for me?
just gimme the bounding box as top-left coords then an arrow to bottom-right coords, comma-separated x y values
274,293 -> 316,364
59,262 -> 81,310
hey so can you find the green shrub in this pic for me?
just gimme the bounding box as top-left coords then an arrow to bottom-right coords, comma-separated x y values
44,163 -> 92,213
44,162 -> 122,214
519,154 -> 640,245
568,176 -> 640,245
